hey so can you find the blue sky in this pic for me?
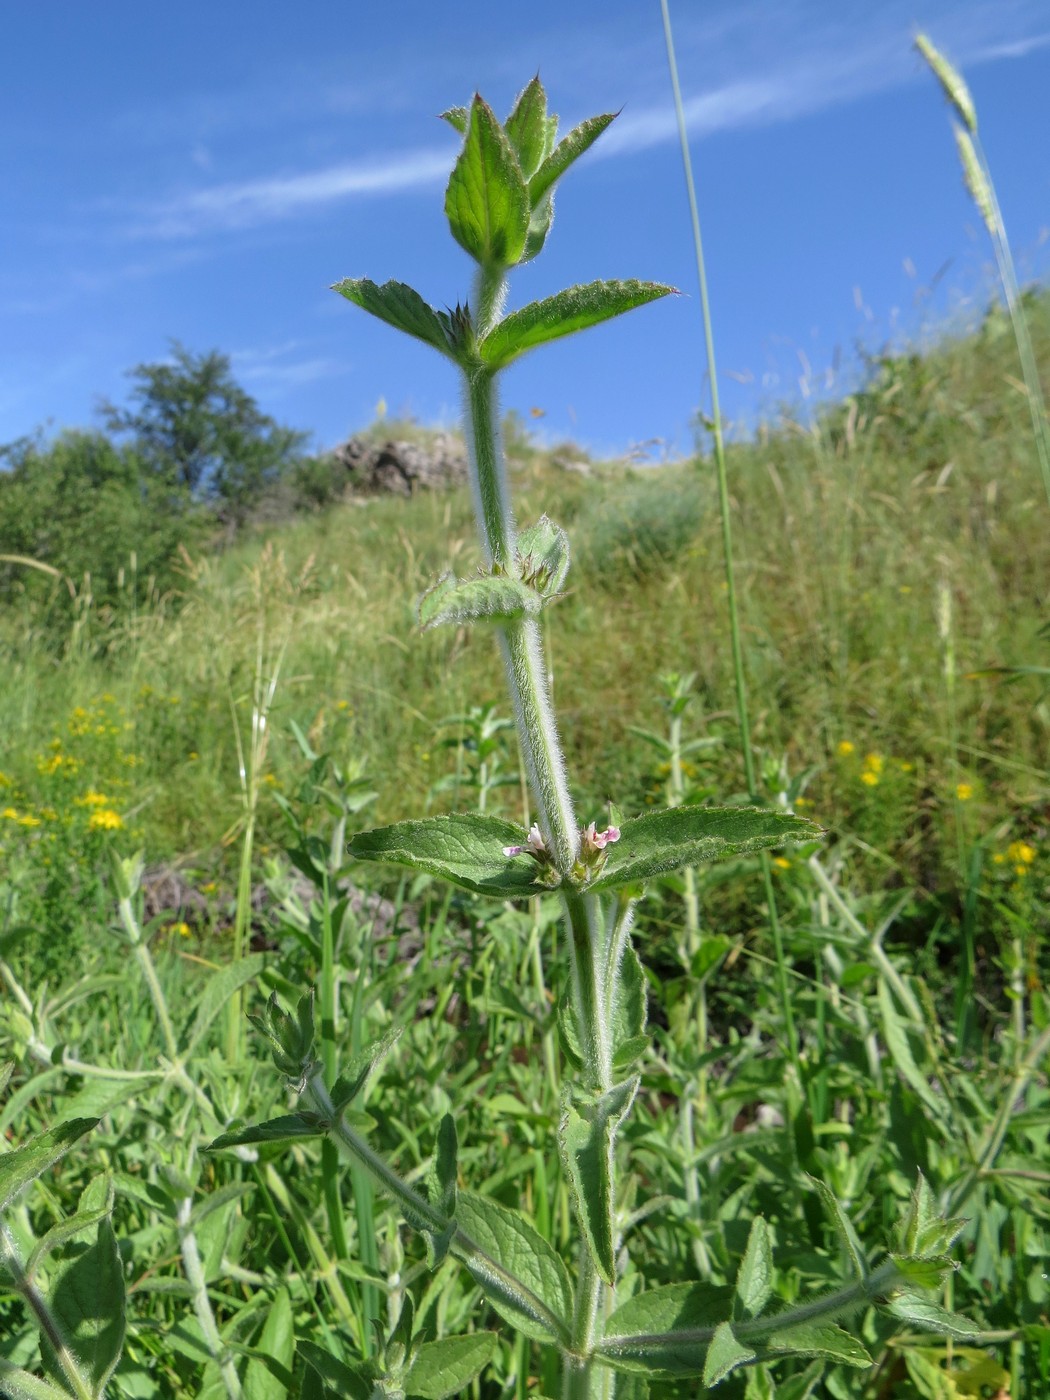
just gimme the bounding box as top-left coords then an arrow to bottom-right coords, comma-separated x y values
2,1 -> 1048,460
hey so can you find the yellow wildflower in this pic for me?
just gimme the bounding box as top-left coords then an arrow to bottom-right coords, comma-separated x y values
772,856 -> 791,871
1007,841 -> 1036,866
955,783 -> 973,801
170,921 -> 191,938
18,814 -> 41,828
1,807 -> 19,821
88,809 -> 124,832
837,741 -> 855,756
863,753 -> 884,775
77,791 -> 110,807
860,771 -> 879,787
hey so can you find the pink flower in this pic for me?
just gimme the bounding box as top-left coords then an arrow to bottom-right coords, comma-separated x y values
580,821 -> 620,858
502,823 -> 548,859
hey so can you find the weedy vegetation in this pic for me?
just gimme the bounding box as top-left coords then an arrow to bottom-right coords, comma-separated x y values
0,24 -> 1048,1400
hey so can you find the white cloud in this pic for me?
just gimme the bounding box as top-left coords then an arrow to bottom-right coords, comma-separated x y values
127,148 -> 452,240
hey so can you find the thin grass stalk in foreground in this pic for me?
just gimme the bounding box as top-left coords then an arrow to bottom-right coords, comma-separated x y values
660,0 -> 801,1083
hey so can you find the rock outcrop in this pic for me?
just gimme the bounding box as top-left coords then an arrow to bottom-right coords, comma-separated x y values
329,433 -> 468,496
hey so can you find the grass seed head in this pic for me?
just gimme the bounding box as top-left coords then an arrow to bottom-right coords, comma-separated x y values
915,33 -> 978,135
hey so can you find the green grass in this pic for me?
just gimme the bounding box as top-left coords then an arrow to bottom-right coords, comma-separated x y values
1,299 -> 1046,912
1,296 -> 1048,1400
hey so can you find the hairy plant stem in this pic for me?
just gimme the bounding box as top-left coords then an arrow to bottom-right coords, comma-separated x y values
306,1073 -> 574,1350
0,1221 -> 97,1400
464,263 -> 621,1391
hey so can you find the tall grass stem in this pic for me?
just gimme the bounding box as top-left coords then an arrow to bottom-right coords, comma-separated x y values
660,0 -> 800,1079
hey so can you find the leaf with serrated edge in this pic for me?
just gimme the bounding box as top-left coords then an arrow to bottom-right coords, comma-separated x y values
505,76 -> 547,181
589,806 -> 821,892
439,106 -> 468,134
0,1118 -> 99,1213
517,516 -> 570,596
807,1176 -> 868,1280
529,112 -> 616,204
38,1212 -> 125,1397
404,1334 -> 498,1400
560,1077 -> 637,1284
0,1366 -> 75,1400
207,1114 -> 327,1151
480,280 -> 676,369
885,1293 -> 980,1339
704,1322 -> 756,1387
445,96 -> 529,268
331,1028 -> 402,1113
347,814 -> 550,899
333,278 -> 454,357
420,572 -> 540,629
736,1217 -> 774,1317
762,1323 -> 870,1366
598,1282 -> 733,1377
455,1191 -> 572,1345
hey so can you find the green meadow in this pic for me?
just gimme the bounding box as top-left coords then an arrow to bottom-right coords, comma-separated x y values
1,36 -> 1049,1394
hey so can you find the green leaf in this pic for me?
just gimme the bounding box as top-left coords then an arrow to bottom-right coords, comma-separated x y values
180,952 -> 267,1055
0,1118 -> 99,1213
589,806 -> 821,892
455,1190 -> 573,1346
445,95 -> 529,268
420,572 -> 541,629
889,1254 -> 956,1289
504,76 -> 548,181
762,1323 -> 870,1367
296,1342 -> 372,1400
807,1176 -> 868,1280
876,981 -> 947,1126
0,1365 -> 75,1400
614,943 -> 648,1061
598,1281 -> 732,1377
560,1077 -> 637,1284
897,1171 -> 966,1258
243,1287 -> 294,1400
404,1333 -> 498,1399
333,278 -> 454,358
38,1207 -> 125,1397
439,106 -> 468,134
347,814 -> 550,899
522,190 -> 554,263
0,1061 -> 11,1095
704,1322 -> 756,1387
206,1113 -> 327,1152
424,1113 -> 459,1267
517,515 -> 570,597
529,112 -> 617,205
331,1028 -> 402,1113
480,280 -> 676,370
735,1217 -> 774,1318
884,1292 -> 980,1339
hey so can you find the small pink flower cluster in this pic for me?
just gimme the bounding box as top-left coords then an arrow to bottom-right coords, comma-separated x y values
502,821 -> 620,883
502,823 -> 549,859
580,821 -> 620,856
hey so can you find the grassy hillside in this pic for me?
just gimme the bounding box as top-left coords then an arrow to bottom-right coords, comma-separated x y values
1,295 -> 1047,1400
1,298 -> 1047,935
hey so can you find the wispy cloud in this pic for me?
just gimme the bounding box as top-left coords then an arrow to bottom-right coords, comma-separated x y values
116,0 -> 1049,245
125,147 -> 452,240
231,340 -> 345,392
